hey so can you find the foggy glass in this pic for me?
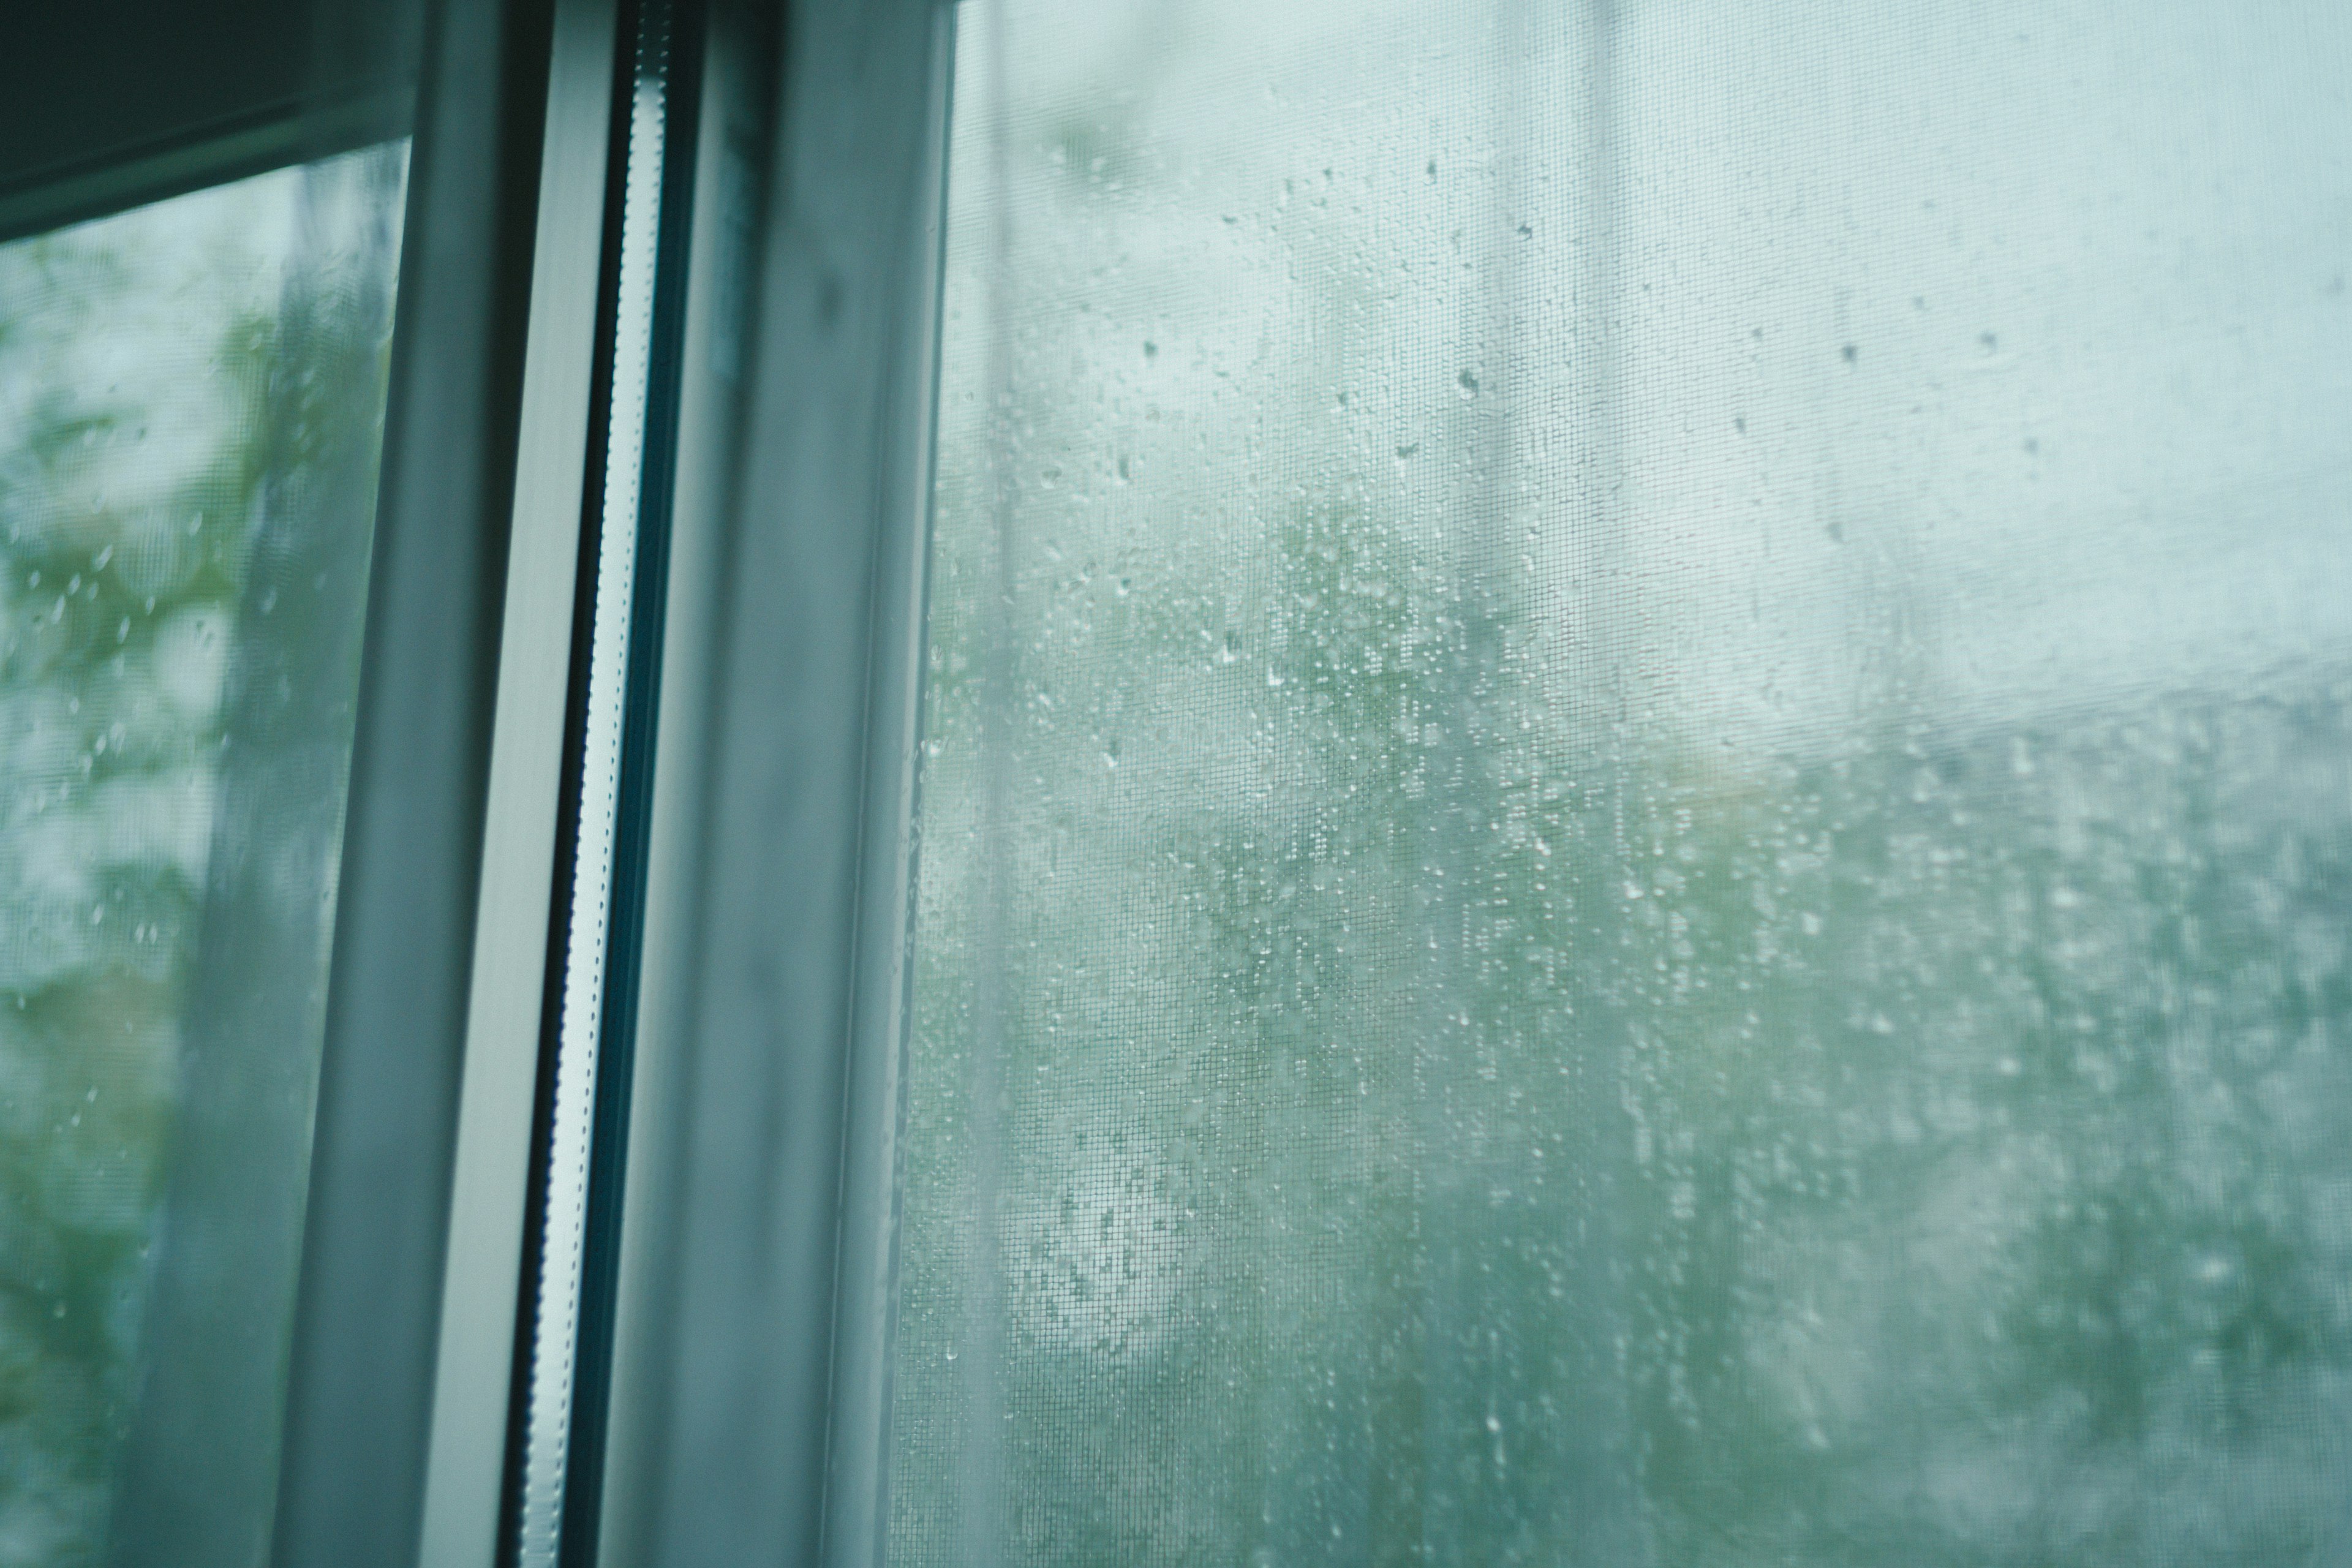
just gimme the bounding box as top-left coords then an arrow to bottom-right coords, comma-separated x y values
884,1 -> 2352,1564
0,150 -> 405,1562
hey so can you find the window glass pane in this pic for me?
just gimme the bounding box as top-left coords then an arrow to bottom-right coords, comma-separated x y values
889,1 -> 2352,1562
0,148 -> 405,1561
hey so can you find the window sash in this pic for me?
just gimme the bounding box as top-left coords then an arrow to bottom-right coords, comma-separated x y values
586,4 -> 958,1567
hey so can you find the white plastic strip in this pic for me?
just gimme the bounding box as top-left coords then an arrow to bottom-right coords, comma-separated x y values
518,12 -> 669,1566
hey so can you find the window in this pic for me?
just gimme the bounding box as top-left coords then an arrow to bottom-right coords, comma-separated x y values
7,3 -> 2351,1566
874,1 -> 2352,1562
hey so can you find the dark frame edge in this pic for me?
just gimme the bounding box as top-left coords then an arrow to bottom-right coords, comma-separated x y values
0,88 -> 415,249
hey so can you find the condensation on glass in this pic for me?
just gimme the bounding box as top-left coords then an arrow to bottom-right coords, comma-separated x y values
0,150 -> 406,1560
884,1 -> 2352,1563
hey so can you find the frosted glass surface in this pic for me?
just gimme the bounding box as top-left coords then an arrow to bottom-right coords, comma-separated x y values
889,1 -> 2352,1562
0,152 -> 404,1561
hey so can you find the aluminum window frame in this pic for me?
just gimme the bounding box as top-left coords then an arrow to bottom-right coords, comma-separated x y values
260,0 -> 616,1563
588,3 -> 959,1566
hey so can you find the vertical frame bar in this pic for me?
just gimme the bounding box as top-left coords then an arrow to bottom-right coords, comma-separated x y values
594,0 -> 781,1559
265,0 -> 574,1561
415,0 -> 622,1564
821,14 -> 957,1563
603,1 -> 957,1564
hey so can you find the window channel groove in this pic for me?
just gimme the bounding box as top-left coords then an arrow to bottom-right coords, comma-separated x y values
516,2 -> 698,1564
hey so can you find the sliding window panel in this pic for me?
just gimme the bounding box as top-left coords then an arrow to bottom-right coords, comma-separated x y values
879,3 -> 2352,1567
0,4 -> 638,1565
11,0 -> 601,1565
621,3 -> 2352,1567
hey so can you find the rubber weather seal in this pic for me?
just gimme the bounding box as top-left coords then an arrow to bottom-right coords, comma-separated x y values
510,1 -> 701,1564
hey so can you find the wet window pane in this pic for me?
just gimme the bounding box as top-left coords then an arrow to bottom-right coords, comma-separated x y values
888,1 -> 2352,1563
0,150 -> 405,1560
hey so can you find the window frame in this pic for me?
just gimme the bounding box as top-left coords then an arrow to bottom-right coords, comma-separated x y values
409,2 -> 625,1566
249,0 -> 609,1563
583,3 -> 959,1566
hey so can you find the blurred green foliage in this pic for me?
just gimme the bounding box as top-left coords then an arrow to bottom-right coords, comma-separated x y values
0,154 -> 399,1567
